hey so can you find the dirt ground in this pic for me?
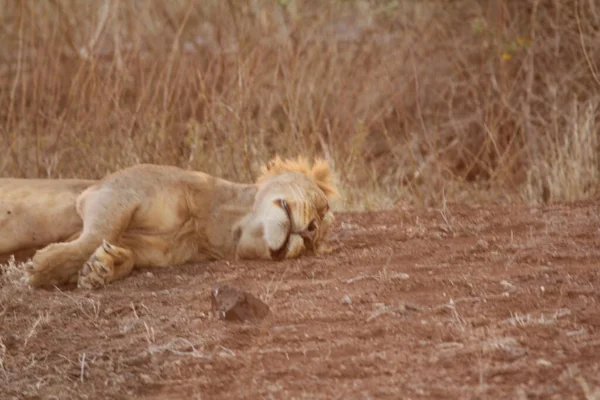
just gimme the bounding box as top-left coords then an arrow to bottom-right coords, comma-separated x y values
1,201 -> 599,399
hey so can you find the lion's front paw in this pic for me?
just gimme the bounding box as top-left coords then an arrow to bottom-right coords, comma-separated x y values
22,260 -> 40,286
77,241 -> 116,290
23,258 -> 62,288
285,234 -> 306,259
77,258 -> 113,290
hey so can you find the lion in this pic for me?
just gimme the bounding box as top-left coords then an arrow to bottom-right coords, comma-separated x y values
0,156 -> 338,289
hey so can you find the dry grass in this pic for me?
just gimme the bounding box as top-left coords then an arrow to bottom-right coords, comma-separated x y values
0,0 -> 599,209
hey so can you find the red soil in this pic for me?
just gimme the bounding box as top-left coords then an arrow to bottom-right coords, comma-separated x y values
1,201 -> 599,399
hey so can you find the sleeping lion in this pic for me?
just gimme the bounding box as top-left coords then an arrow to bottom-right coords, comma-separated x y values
0,156 -> 338,289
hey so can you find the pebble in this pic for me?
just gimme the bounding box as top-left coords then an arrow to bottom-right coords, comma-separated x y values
500,280 -> 516,290
536,359 -> 552,367
341,295 -> 352,305
475,239 -> 489,250
391,273 -> 410,280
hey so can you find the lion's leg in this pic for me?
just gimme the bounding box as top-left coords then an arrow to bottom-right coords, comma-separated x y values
25,240 -> 94,287
25,191 -> 139,288
77,240 -> 134,289
284,234 -> 306,259
285,209 -> 334,258
236,199 -> 323,260
315,211 -> 335,254
235,199 -> 291,260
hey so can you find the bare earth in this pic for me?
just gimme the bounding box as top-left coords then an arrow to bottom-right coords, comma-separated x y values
1,201 -> 599,399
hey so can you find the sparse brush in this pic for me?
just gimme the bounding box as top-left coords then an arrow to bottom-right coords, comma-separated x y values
0,0 -> 598,209
0,255 -> 27,287
525,100 -> 599,203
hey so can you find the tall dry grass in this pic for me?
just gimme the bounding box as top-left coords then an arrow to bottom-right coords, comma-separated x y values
0,0 -> 598,210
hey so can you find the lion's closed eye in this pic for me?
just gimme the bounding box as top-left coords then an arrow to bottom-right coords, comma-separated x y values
275,198 -> 291,221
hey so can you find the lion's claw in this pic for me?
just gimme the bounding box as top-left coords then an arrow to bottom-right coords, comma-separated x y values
77,260 -> 111,289
77,241 -> 119,290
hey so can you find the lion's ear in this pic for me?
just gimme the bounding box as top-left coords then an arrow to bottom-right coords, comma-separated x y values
310,159 -> 338,200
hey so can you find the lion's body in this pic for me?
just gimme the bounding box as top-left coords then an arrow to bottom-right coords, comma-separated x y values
0,157 -> 337,289
0,178 -> 96,259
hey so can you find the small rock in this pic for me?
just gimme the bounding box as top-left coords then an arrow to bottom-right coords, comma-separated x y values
341,295 -> 352,305
366,304 -> 391,322
145,272 -> 154,279
500,280 -> 516,292
210,284 -> 270,322
391,273 -> 410,280
536,359 -> 552,367
555,309 -> 571,319
475,239 -> 489,250
405,302 -> 422,311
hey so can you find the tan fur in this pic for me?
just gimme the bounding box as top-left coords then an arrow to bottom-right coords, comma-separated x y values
257,155 -> 338,199
0,157 -> 338,289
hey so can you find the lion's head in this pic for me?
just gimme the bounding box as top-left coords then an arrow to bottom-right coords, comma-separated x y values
235,156 -> 339,261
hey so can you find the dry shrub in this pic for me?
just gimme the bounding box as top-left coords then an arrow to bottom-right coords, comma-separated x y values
0,0 -> 598,210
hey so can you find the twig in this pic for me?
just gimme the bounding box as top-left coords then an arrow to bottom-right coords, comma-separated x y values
215,345 -> 235,358
80,0 -> 112,59
7,1 -> 25,128
143,321 -> 155,345
24,314 -> 44,348
343,274 -> 374,284
575,0 -> 600,88
366,305 -> 392,322
130,302 -> 139,319
147,337 -> 211,359
0,338 -> 6,373
576,376 -> 600,400
79,353 -> 86,383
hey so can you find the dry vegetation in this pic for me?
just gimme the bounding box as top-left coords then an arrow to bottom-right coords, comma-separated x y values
0,0 -> 599,209
1,3 -> 600,396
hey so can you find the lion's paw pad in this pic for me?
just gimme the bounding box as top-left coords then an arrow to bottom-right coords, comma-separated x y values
77,260 -> 113,290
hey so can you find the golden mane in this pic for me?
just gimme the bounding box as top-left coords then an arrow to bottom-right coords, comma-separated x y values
257,155 -> 339,199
